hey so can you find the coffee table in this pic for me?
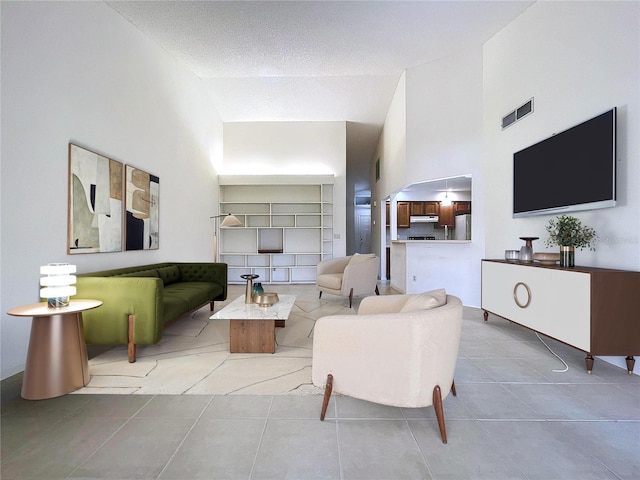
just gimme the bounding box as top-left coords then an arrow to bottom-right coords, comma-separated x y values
210,294 -> 296,353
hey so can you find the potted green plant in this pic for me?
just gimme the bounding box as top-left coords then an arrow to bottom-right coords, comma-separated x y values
544,215 -> 597,267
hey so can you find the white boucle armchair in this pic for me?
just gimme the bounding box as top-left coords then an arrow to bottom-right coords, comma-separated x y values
316,254 -> 380,308
312,290 -> 463,443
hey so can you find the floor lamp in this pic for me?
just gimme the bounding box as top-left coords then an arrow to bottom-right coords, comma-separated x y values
210,214 -> 242,262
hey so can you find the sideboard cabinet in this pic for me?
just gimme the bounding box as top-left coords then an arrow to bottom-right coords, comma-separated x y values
481,259 -> 639,373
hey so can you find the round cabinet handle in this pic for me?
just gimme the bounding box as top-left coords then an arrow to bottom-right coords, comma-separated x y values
513,282 -> 531,308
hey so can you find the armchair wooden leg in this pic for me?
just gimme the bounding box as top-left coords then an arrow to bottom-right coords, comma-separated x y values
128,314 -> 137,363
375,285 -> 380,295
451,380 -> 457,397
432,385 -> 447,444
348,288 -> 354,308
209,301 -> 215,312
320,374 -> 334,421
319,291 -> 323,299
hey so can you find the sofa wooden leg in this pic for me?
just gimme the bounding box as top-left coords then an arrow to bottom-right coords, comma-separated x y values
320,374 -> 333,421
209,301 -> 215,312
626,356 -> 635,374
128,315 -> 136,363
433,385 -> 447,444
375,285 -> 380,295
319,291 -> 323,299
451,380 -> 457,397
349,288 -> 354,308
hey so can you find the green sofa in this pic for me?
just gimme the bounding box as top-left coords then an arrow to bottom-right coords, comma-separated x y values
75,262 -> 227,362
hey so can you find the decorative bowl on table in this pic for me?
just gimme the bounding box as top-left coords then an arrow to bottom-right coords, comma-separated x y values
505,250 -> 520,262
533,252 -> 561,265
253,292 -> 279,307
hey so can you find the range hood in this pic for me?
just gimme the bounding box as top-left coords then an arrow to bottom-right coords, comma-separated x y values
410,215 -> 439,223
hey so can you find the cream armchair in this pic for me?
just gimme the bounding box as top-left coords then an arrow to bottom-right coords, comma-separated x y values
316,254 -> 380,308
312,289 -> 463,443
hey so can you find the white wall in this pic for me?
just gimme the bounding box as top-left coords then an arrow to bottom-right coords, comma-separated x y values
370,74 -> 406,279
374,49 -> 485,306
483,1 -> 640,373
405,48 -> 485,306
375,73 -> 408,200
399,242 -> 478,299
223,121 -> 347,257
1,2 -> 223,379
405,47 -> 483,184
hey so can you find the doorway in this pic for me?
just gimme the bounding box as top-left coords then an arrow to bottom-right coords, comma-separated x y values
357,211 -> 371,253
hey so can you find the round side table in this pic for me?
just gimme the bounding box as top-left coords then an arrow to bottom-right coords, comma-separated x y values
7,299 -> 102,400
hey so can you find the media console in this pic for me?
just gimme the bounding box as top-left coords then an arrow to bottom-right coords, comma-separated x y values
481,259 -> 640,374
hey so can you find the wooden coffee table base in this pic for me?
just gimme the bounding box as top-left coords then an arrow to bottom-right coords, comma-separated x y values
229,319 -> 276,353
211,294 -> 296,354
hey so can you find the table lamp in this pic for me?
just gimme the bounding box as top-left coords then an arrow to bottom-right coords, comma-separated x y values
40,263 -> 76,307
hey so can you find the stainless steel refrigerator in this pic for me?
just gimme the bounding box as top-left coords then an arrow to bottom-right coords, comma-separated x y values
454,214 -> 471,240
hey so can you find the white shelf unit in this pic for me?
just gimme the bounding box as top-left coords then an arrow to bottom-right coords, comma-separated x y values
219,175 -> 334,284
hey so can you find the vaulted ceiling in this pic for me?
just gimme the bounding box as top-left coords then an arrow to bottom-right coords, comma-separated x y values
107,1 -> 533,189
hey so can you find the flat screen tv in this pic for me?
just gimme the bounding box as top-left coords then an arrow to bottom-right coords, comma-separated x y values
513,108 -> 616,218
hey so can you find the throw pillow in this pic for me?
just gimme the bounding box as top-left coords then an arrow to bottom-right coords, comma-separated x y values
348,253 -> 375,265
399,288 -> 447,313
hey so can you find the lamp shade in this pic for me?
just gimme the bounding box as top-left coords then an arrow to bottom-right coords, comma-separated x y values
40,263 -> 76,308
220,214 -> 242,227
211,214 -> 242,262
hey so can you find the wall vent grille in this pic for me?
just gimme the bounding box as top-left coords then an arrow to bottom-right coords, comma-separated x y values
502,98 -> 534,130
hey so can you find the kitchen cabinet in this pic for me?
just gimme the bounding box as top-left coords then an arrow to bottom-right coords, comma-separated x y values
397,202 -> 410,228
437,204 -> 454,227
409,201 -> 439,216
425,201 -> 440,216
410,201 -> 425,216
454,201 -> 471,215
386,246 -> 390,279
386,201 -> 414,228
481,260 -> 640,373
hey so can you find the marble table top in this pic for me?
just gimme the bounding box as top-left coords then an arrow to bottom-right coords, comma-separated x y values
210,294 -> 296,321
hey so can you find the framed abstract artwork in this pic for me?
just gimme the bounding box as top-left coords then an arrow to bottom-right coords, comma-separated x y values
68,143 -> 123,254
125,165 -> 159,250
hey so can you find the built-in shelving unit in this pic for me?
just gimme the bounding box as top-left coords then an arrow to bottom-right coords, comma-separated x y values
219,175 -> 334,284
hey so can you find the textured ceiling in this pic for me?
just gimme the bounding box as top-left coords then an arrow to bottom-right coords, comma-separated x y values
107,1 -> 533,186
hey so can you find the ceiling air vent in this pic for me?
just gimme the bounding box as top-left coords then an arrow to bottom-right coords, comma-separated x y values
502,98 -> 534,130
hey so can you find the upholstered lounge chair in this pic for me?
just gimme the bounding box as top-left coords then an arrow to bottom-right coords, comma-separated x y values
312,289 -> 463,443
316,254 -> 380,307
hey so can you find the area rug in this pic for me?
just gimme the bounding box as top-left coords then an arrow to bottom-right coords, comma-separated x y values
73,286 -> 357,395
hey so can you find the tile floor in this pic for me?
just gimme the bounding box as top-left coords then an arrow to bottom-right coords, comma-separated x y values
1,285 -> 639,479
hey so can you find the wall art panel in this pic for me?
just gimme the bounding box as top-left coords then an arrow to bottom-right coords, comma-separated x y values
125,165 -> 159,250
68,143 -> 123,254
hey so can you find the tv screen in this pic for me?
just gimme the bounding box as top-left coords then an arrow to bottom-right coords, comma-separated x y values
513,108 -> 616,218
